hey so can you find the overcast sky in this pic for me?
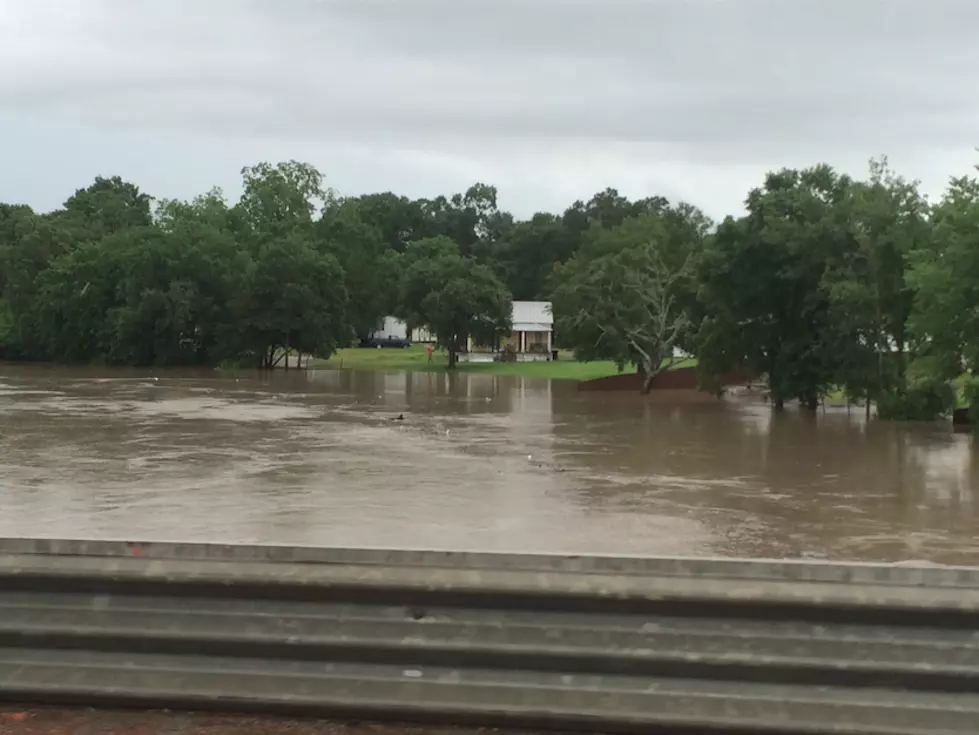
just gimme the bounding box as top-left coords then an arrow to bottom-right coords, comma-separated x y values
1,0 -> 977,220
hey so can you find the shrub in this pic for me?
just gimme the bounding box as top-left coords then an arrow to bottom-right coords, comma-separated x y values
0,300 -> 13,360
961,377 -> 979,423
877,378 -> 956,421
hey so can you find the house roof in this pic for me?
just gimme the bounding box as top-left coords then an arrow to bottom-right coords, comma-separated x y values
512,300 -> 553,332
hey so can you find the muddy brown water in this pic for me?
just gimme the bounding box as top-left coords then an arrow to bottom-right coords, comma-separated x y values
1,364 -> 978,565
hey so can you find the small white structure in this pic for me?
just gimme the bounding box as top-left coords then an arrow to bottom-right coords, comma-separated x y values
462,300 -> 554,363
372,317 -> 434,343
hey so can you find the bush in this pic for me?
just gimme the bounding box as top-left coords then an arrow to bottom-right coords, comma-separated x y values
877,378 -> 956,421
961,377 -> 979,423
0,300 -> 13,360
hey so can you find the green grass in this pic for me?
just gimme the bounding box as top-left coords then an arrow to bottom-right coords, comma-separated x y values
310,344 -> 641,381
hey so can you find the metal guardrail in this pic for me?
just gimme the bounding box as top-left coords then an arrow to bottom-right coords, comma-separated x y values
0,539 -> 978,734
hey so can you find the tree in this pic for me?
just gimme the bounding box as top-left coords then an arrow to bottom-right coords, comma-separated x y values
62,176 -> 153,240
0,205 -> 76,358
317,198 -> 399,340
417,183 -> 511,263
32,223 -> 251,366
696,165 -> 853,409
109,222 -> 250,367
495,213 -> 578,300
236,161 -> 328,242
33,235 -> 131,362
824,158 -> 928,416
351,193 -> 429,252
907,166 -> 979,380
395,236 -> 461,340
155,187 -> 240,234
240,236 -> 349,368
399,239 -> 512,368
552,238 -> 693,394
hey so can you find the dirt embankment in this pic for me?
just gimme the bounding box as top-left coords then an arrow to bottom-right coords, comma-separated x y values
578,365 -> 755,391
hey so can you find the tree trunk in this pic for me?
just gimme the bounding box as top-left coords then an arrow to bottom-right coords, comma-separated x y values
865,396 -> 872,422
448,349 -> 457,369
641,369 -> 657,394
774,397 -> 785,411
804,395 -> 819,412
639,357 -> 658,394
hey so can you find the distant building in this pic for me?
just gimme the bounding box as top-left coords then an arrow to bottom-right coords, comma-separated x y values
374,302 -> 555,361
462,300 -> 554,363
370,317 -> 434,344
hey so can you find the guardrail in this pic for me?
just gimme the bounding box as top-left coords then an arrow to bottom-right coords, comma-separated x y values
0,539 -> 977,734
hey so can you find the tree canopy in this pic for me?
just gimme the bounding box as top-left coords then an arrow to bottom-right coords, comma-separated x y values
399,237 -> 512,368
550,211 -> 701,392
4,153 -> 979,419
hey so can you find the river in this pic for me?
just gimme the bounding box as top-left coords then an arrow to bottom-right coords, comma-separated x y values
1,364 -> 977,564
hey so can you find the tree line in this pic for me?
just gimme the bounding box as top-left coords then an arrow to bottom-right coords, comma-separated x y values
1,156 -> 978,419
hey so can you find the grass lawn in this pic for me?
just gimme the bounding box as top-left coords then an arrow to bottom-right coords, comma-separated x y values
310,344 -> 637,381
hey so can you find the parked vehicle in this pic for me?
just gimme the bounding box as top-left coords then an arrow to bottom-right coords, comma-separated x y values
359,335 -> 412,349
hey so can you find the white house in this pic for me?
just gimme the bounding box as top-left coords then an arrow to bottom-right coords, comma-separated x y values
462,300 -> 554,363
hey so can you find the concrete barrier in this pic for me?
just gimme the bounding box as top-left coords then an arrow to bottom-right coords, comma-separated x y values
0,539 -> 977,733
3,537 -> 977,587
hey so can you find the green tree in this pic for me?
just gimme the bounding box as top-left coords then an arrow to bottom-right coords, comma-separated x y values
317,198 -> 399,340
62,176 -> 152,240
551,221 -> 695,393
33,236 -> 129,362
110,224 -> 250,367
240,236 -> 349,368
419,183 -> 511,264
824,158 -> 928,417
395,236 -> 462,340
495,213 -> 578,300
0,205 -> 75,357
155,187 -> 241,234
696,165 -> 853,409
236,161 -> 328,242
351,193 -> 429,252
33,223 -> 250,366
908,166 -> 979,380
399,239 -> 512,368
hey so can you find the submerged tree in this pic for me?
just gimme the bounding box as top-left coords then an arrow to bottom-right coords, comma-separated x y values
908,167 -> 979,380
824,157 -> 928,417
697,165 -> 853,409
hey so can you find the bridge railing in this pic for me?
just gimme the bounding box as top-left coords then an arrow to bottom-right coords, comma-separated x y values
0,538 -> 977,734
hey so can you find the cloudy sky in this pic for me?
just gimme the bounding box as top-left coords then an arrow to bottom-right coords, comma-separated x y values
1,0 -> 977,219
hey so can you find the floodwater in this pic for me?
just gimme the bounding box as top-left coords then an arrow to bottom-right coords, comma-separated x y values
1,364 -> 979,565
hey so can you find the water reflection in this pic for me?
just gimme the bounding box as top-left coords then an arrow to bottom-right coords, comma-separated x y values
1,364 -> 978,563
